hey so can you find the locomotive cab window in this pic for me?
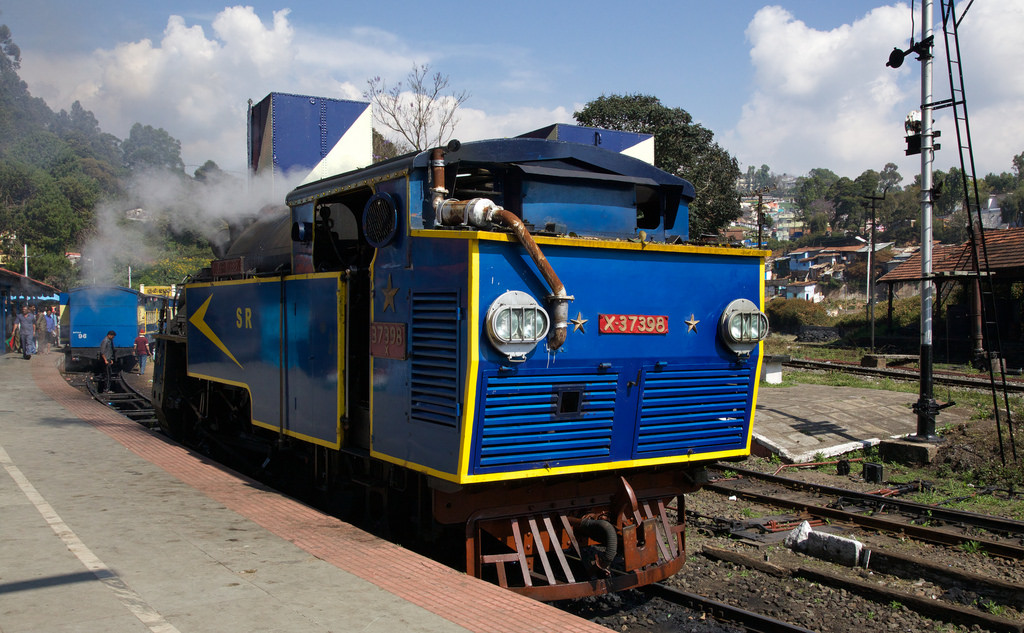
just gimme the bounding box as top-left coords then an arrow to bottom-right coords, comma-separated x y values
313,202 -> 359,271
312,189 -> 373,271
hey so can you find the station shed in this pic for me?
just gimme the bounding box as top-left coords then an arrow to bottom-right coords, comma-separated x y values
1,267 -> 60,351
877,227 -> 1024,365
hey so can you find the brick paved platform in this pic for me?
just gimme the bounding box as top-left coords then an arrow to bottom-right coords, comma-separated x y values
0,352 -> 607,633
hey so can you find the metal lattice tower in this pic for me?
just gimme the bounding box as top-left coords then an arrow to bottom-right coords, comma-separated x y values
936,0 -> 1017,464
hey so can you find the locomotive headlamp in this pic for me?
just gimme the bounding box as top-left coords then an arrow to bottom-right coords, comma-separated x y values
486,290 -> 550,362
719,298 -> 769,359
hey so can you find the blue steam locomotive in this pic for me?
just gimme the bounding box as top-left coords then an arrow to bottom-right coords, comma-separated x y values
154,135 -> 768,599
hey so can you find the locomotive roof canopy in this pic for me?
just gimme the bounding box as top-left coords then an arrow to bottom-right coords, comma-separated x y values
286,137 -> 696,205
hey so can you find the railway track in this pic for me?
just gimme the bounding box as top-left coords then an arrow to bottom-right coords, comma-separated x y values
81,371 -> 159,427
641,582 -> 817,633
706,464 -> 1024,558
683,543 -> 1024,633
784,358 -> 1024,393
673,465 -> 1024,632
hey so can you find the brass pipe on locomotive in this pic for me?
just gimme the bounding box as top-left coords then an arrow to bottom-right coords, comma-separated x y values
436,196 -> 572,351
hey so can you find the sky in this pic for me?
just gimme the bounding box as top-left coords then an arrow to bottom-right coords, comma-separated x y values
3,1 -> 1023,184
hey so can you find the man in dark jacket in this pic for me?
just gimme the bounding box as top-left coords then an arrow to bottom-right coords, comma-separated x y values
99,330 -> 116,392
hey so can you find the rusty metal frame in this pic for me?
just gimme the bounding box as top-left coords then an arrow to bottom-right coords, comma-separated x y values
466,478 -> 687,601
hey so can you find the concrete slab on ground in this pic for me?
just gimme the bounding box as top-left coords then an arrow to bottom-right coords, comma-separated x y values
753,383 -> 967,463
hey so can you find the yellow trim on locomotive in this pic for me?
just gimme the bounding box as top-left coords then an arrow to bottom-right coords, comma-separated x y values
370,447 -> 752,485
182,372 -> 343,450
410,227 -> 770,258
456,239 -> 482,478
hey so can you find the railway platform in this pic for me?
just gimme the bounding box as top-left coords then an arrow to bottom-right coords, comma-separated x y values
753,382 -> 968,463
0,352 -> 606,633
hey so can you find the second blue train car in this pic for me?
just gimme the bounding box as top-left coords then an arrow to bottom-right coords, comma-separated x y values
62,286 -> 164,372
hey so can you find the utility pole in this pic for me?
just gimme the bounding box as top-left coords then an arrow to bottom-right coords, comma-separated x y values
864,191 -> 886,353
754,186 -> 772,248
23,244 -> 29,277
914,0 -> 940,442
886,0 -> 945,442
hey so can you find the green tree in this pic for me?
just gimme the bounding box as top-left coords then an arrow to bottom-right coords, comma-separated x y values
828,176 -> 861,231
882,184 -> 920,244
1001,185 -> 1024,227
750,164 -> 773,191
56,172 -> 99,218
795,168 -> 839,213
935,167 -> 989,220
0,23 -> 21,73
21,172 -> 79,251
193,159 -> 227,183
122,123 -> 185,173
985,172 -> 1018,194
574,93 -> 741,237
372,129 -> 405,163
29,250 -> 75,288
0,24 -> 52,147
805,208 -> 830,235
79,157 -> 123,195
53,101 -> 122,166
7,128 -> 73,170
879,162 -> 903,192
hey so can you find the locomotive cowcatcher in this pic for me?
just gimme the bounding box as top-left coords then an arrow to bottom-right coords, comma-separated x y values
153,134 -> 768,600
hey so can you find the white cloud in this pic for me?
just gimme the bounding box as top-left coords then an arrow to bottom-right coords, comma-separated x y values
452,104 -> 580,142
725,5 -> 912,178
724,3 -> 1024,179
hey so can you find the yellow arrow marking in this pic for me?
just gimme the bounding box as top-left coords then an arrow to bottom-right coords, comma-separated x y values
189,294 -> 243,369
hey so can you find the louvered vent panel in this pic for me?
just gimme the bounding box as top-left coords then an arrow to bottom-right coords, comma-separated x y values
636,367 -> 752,455
410,292 -> 460,428
478,372 -> 618,469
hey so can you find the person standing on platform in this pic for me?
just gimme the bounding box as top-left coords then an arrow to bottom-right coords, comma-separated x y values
133,329 -> 151,374
44,307 -> 57,353
29,305 -> 41,354
99,330 -> 117,392
15,305 -> 34,360
34,306 -> 46,354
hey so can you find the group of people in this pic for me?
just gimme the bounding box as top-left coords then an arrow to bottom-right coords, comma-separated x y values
5,304 -> 153,393
8,304 -> 58,360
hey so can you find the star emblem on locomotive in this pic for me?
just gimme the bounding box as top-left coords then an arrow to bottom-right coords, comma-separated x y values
381,274 -> 399,312
570,312 -> 588,333
685,314 -> 700,333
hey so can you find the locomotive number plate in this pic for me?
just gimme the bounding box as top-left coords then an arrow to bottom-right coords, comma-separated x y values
370,322 -> 407,359
599,314 -> 669,334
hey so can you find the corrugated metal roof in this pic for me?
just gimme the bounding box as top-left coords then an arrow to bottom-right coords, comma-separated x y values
0,266 -> 61,295
878,228 -> 1024,283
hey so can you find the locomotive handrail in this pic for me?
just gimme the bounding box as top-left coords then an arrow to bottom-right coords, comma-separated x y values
490,207 -> 571,351
436,197 -> 572,350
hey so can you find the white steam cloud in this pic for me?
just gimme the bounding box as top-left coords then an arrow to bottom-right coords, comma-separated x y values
78,168 -> 306,285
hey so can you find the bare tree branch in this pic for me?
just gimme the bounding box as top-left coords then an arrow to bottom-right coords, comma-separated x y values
364,63 -> 469,152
